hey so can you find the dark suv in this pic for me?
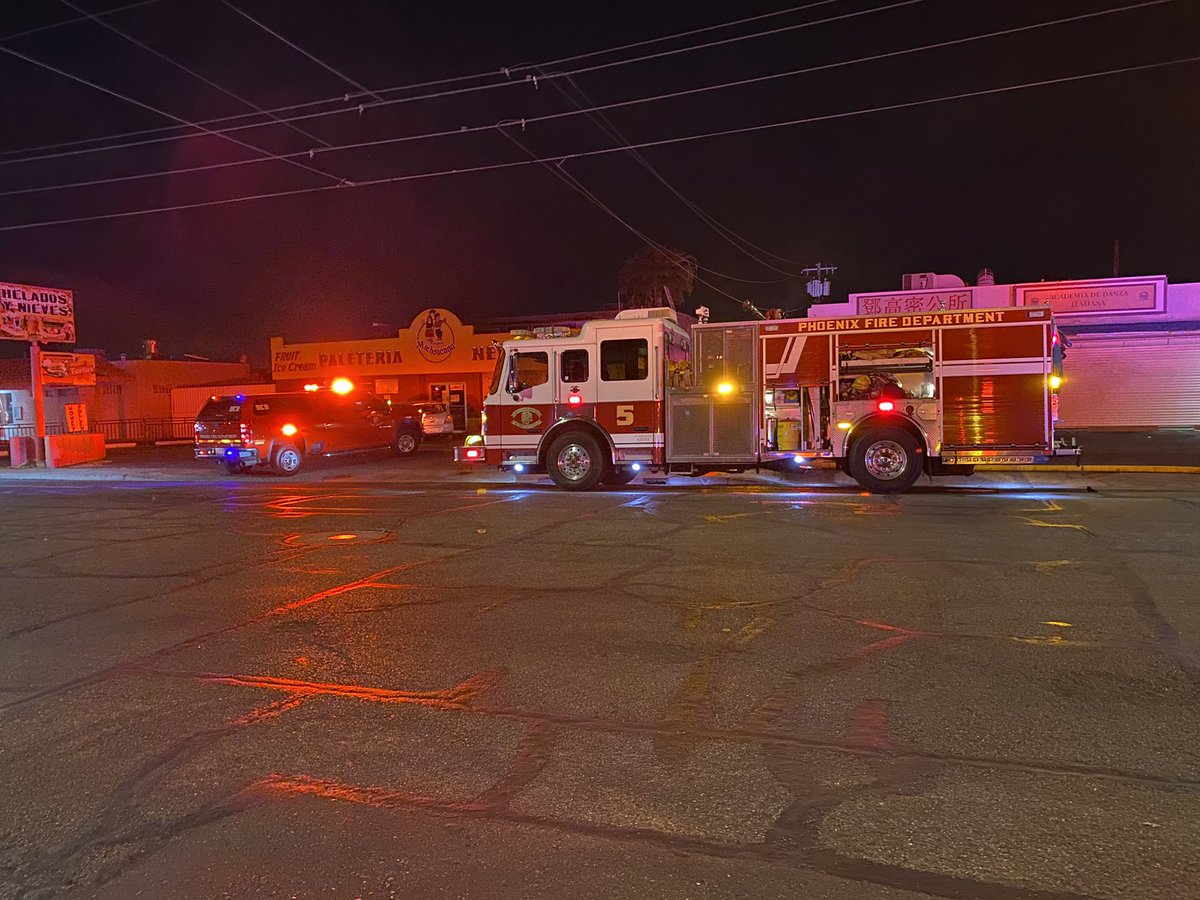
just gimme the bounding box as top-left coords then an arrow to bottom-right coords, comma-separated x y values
194,390 -> 422,475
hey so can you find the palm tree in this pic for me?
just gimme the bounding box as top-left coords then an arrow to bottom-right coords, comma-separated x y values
617,245 -> 697,311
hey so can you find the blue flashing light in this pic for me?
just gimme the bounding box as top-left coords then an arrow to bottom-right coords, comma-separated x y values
513,463 -> 525,473
631,463 -> 641,472
225,449 -> 237,458
234,393 -> 245,402
793,454 -> 803,464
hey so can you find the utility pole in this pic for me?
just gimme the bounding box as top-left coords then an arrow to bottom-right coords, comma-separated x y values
29,341 -> 46,463
801,262 -> 838,302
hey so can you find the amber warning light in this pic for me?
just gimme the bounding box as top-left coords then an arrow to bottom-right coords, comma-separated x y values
330,378 -> 354,395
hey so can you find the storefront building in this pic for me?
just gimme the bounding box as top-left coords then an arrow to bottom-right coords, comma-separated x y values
809,275 -> 1200,430
270,309 -> 514,431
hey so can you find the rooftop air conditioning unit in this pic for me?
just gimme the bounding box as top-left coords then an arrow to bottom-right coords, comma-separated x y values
902,272 -> 966,290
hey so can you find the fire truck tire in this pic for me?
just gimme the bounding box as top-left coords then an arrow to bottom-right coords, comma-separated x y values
601,469 -> 637,486
272,444 -> 304,476
547,432 -> 608,491
848,427 -> 921,494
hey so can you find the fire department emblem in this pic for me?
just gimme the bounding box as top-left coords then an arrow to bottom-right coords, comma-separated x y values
416,309 -> 455,362
511,407 -> 543,430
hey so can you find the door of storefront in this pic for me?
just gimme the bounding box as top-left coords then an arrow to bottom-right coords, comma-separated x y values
429,381 -> 468,432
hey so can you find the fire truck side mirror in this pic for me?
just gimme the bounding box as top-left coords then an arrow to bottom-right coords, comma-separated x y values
506,353 -> 521,396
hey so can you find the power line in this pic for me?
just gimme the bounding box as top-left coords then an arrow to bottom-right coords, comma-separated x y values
59,0 -> 335,150
0,0 -> 921,167
0,0 -> 160,42
219,0 -> 384,103
0,40 -> 350,186
2,53 -> 1196,233
2,0 -> 1178,200
542,69 -> 803,277
496,129 -> 749,305
0,0 -> 847,161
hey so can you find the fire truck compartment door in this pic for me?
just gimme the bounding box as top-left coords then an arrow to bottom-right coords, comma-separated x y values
666,389 -> 757,462
938,321 -> 1051,450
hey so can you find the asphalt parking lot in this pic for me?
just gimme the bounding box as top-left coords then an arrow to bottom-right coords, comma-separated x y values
0,460 -> 1198,899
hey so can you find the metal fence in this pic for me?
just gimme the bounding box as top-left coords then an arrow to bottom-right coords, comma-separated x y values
1,418 -> 196,444
1,423 -> 70,439
95,418 -> 196,442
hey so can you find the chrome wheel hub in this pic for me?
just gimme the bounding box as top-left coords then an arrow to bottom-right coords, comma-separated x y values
277,449 -> 301,472
557,443 -> 592,481
863,440 -> 907,480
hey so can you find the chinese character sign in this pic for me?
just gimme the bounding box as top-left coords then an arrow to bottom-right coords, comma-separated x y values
856,291 -> 972,315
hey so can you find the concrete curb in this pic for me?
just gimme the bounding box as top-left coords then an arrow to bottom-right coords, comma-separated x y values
989,464 -> 1200,474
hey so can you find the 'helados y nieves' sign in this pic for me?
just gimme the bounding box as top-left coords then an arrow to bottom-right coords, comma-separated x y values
0,281 -> 76,343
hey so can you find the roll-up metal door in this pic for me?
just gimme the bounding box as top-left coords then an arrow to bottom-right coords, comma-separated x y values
1057,333 -> 1200,428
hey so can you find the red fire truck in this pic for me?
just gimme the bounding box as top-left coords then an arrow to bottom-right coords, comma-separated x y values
455,306 -> 1076,492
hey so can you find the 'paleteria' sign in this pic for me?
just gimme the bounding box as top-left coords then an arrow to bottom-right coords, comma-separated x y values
0,281 -> 76,342
270,308 -> 512,380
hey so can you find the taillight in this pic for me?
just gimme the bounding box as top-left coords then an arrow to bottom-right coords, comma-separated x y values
465,448 -> 482,459
877,400 -> 895,412
239,422 -> 253,445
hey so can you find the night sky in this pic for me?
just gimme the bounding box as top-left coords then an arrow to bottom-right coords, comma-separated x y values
1,0 -> 1198,365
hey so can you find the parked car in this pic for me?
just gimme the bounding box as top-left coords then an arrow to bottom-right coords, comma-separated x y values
194,389 -> 422,475
417,401 -> 454,436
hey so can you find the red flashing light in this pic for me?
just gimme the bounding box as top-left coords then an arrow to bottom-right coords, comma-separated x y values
465,448 -> 482,459
877,400 -> 895,412
567,395 -> 582,406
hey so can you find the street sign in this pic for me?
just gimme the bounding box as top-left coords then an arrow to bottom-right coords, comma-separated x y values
0,281 -> 75,343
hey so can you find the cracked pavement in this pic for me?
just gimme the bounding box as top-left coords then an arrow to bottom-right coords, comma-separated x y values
0,473 -> 1198,899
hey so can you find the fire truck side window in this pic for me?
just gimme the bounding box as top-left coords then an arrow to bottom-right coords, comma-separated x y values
514,352 -> 549,389
600,339 -> 648,381
560,349 -> 589,383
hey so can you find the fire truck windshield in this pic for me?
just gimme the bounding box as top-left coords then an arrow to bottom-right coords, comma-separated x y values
487,349 -> 506,398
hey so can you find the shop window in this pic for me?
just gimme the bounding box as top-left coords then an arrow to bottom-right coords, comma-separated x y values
600,339 -> 648,381
560,349 -> 589,383
513,352 -> 549,390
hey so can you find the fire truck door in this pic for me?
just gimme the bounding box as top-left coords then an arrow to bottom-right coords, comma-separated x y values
596,330 -> 657,453
557,347 -> 594,411
501,349 -> 553,455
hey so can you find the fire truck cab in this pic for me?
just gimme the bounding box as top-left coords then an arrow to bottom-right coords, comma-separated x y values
458,306 -> 1076,493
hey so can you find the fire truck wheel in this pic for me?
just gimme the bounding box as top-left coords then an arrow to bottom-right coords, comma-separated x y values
601,469 -> 637,486
848,427 -> 921,493
272,444 -> 304,476
547,432 -> 607,491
